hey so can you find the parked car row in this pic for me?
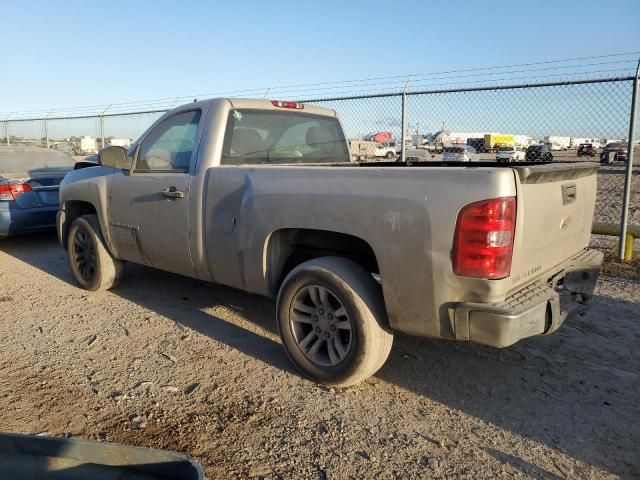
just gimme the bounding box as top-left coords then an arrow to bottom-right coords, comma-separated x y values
576,141 -> 631,165
355,138 -> 632,165
440,144 -> 555,163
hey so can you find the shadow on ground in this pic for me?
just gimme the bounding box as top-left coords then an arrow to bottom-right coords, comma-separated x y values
2,231 -> 639,478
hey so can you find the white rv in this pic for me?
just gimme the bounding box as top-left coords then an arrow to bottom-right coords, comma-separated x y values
544,136 -> 571,151
79,136 -> 98,154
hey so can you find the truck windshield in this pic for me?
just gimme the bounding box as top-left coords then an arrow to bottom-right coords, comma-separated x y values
221,110 -> 350,165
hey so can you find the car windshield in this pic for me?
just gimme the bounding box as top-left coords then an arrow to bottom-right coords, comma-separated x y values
221,110 -> 350,165
498,146 -> 514,152
0,147 -> 75,175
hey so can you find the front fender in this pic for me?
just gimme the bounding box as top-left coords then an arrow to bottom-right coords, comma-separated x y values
59,166 -> 115,253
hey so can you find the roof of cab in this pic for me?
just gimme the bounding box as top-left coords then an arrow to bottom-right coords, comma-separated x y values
169,97 -> 338,118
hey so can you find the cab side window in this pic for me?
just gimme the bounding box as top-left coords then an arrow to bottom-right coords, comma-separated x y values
135,110 -> 201,172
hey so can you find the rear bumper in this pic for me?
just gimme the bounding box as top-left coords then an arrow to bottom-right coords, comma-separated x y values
451,249 -> 603,348
0,203 -> 59,238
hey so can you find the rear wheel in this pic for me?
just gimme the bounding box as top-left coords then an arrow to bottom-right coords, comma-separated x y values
277,257 -> 393,387
385,151 -> 395,159
67,215 -> 124,291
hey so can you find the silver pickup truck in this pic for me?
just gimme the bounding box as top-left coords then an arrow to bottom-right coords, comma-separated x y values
57,98 -> 602,386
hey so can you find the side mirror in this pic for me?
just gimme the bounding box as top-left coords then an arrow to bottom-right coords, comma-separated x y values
99,146 -> 133,170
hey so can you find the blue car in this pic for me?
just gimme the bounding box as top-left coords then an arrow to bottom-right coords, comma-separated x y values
0,146 -> 76,238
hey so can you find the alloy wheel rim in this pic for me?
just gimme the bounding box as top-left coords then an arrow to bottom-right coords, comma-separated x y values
72,228 -> 96,281
289,284 -> 353,367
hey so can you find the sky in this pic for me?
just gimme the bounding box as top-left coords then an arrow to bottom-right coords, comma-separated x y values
1,0 -> 639,115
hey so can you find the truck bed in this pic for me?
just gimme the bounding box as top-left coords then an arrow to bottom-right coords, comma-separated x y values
200,160 -> 599,338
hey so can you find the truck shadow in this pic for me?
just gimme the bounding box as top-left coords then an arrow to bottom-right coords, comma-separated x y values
2,232 -> 638,478
0,231 -> 294,375
374,289 -> 640,478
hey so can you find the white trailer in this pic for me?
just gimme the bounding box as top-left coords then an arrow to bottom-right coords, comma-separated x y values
544,136 -> 571,151
571,137 -> 604,149
448,132 -> 487,145
108,137 -> 132,147
79,136 -> 98,154
514,134 -> 534,147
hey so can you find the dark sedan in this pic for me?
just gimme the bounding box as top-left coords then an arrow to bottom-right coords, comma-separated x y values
525,144 -> 553,162
0,146 -> 75,238
600,142 -> 627,164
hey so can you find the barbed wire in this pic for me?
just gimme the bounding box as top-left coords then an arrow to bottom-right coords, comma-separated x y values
1,51 -> 638,120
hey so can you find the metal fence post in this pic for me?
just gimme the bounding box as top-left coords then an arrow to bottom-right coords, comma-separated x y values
99,105 -> 111,149
44,119 -> 49,148
99,116 -> 105,149
5,119 -> 9,146
401,76 -> 411,163
618,58 -> 640,260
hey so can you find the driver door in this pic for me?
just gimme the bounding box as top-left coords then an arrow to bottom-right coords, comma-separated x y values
108,109 -> 201,277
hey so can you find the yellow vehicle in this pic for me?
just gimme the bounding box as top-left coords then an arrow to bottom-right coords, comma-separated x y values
484,133 -> 515,150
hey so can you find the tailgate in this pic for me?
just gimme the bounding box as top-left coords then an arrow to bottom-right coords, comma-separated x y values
509,162 -> 599,284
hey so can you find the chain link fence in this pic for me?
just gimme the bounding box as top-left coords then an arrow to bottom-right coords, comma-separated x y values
1,75 -> 638,259
1,111 -> 166,153
306,77 -> 639,257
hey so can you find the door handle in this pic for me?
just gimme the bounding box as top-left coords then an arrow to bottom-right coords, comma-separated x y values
161,187 -> 184,199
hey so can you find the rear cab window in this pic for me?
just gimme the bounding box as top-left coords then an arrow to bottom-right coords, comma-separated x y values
445,147 -> 465,153
221,110 -> 350,165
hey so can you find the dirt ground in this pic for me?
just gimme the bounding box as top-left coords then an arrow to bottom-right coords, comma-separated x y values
0,233 -> 638,479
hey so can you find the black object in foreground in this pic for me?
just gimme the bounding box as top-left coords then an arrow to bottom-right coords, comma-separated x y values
0,432 -> 205,480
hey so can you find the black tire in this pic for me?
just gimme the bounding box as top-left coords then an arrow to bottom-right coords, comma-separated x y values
385,151 -> 395,159
276,257 -> 393,387
67,215 -> 124,291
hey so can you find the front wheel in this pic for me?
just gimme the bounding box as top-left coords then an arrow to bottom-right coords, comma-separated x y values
67,215 -> 124,291
276,257 -> 393,387
385,151 -> 395,159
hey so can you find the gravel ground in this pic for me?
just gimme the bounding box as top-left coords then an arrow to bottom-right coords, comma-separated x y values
0,233 -> 638,479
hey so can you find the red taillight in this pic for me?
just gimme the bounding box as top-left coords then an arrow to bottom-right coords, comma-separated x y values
0,183 -> 32,201
271,100 -> 304,109
453,197 -> 516,279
